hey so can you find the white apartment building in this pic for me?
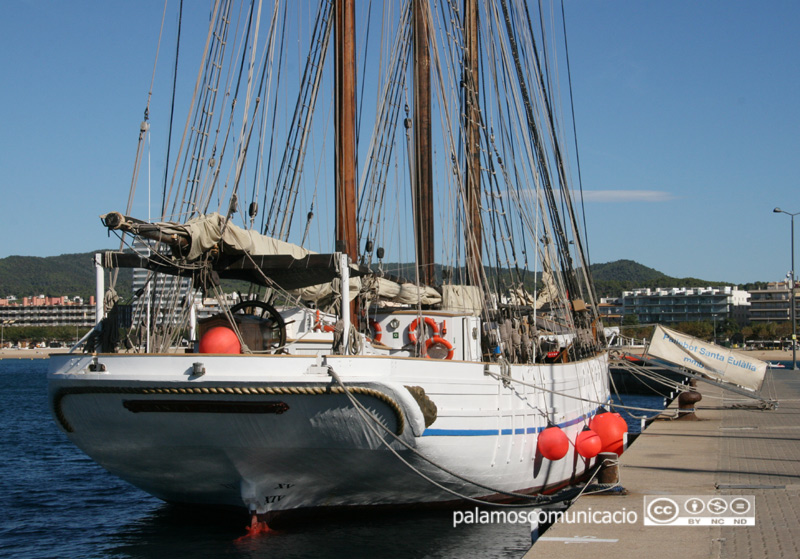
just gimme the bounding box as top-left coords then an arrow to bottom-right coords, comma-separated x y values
621,286 -> 750,325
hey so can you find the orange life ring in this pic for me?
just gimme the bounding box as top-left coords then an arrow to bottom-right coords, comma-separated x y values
408,316 -> 439,344
425,336 -> 455,360
369,319 -> 382,343
314,310 -> 335,333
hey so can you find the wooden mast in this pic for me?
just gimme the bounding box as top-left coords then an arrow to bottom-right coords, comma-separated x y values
335,0 -> 358,261
464,0 -> 482,286
413,0 -> 434,286
335,0 -> 358,323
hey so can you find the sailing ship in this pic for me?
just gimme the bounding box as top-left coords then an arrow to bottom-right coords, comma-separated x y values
49,0 -> 614,522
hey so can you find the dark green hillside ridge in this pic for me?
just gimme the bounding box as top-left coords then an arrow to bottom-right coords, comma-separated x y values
589,259 -> 732,298
590,259 -> 667,283
0,252 -> 132,300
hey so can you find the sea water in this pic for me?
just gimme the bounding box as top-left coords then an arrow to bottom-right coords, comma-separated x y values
611,393 -> 666,433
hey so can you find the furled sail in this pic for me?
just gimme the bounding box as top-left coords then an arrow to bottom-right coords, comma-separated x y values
179,213 -> 313,261
103,212 -> 313,261
103,211 -> 444,306
535,248 -> 560,310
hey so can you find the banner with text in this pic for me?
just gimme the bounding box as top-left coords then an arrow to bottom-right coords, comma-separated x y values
647,325 -> 767,391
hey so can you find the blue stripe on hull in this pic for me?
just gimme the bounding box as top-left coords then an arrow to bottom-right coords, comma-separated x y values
421,405 -> 607,437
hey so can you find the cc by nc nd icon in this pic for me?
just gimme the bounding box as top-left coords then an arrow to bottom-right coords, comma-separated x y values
646,497 -> 680,524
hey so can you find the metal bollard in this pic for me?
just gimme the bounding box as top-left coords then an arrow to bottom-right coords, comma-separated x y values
677,390 -> 702,420
596,452 -> 619,485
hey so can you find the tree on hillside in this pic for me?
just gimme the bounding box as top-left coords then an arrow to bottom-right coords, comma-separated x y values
749,322 -> 778,342
2,325 -> 92,346
620,324 -> 653,343
676,321 -> 713,340
622,314 -> 639,326
776,322 -> 794,339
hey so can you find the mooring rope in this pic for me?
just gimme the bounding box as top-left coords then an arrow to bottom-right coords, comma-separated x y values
483,370 -> 673,414
326,365 -> 612,508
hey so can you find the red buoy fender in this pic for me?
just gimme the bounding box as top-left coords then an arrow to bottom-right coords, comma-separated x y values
538,426 -> 569,460
199,326 -> 241,354
588,412 -> 628,456
425,336 -> 455,360
407,316 -> 439,344
574,428 -> 603,458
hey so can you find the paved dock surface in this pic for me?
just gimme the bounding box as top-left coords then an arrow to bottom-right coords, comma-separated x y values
525,368 -> 800,558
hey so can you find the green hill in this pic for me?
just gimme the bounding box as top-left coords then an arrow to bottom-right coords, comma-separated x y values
590,259 -> 667,283
0,252 -> 132,300
589,259 -> 731,298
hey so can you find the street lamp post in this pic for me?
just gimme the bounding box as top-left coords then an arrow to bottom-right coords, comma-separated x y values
774,208 -> 799,370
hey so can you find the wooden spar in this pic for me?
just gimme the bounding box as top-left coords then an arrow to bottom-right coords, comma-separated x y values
334,0 -> 358,261
334,0 -> 359,324
413,0 -> 434,287
463,0 -> 482,286
101,211 -> 189,251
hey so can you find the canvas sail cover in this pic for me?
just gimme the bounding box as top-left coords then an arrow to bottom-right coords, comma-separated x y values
647,325 -> 767,391
535,248 -> 560,310
176,213 -> 313,261
441,285 -> 482,315
146,213 -> 443,305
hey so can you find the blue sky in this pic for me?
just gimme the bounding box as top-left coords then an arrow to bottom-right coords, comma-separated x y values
1,1 -> 798,285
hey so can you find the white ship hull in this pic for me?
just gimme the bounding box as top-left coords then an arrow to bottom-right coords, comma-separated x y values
49,351 -> 610,516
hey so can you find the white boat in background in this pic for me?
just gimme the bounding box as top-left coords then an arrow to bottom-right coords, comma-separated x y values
50,0 -> 614,525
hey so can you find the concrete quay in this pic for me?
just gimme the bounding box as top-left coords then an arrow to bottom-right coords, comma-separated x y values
526,368 -> 800,558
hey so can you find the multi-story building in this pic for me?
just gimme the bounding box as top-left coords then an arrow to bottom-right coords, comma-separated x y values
621,286 -> 750,325
598,297 -> 624,322
748,281 -> 800,325
0,295 -> 97,327
130,238 -> 193,327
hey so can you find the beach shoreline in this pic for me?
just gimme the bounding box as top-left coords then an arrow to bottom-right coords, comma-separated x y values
741,348 -> 798,362
0,348 -> 72,359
